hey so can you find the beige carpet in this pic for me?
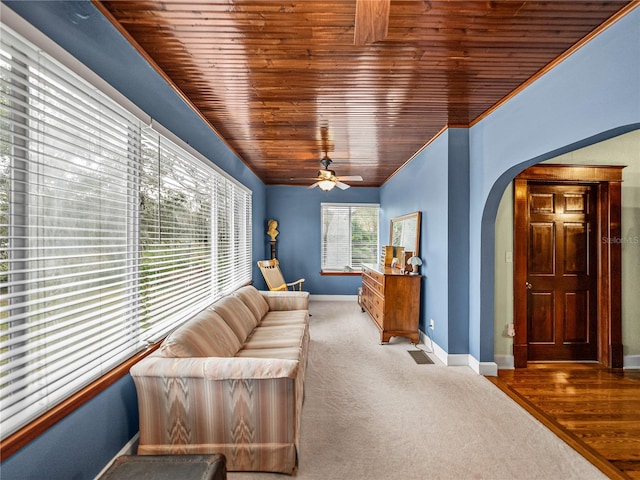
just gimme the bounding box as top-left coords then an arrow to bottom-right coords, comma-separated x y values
228,301 -> 605,480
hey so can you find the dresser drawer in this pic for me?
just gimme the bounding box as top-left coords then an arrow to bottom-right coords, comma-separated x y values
368,303 -> 384,329
362,274 -> 384,296
363,267 -> 384,285
368,291 -> 384,311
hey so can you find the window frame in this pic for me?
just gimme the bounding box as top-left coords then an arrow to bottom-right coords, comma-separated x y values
320,202 -> 380,274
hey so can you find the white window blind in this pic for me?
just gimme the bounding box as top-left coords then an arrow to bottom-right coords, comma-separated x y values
321,203 -> 379,272
0,23 -> 252,440
212,175 -> 252,298
138,131 -> 216,340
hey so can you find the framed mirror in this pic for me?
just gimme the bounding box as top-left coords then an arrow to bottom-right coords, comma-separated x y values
390,211 -> 421,257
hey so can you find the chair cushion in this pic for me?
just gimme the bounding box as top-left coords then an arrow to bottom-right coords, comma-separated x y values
232,285 -> 270,323
160,309 -> 242,357
209,295 -> 259,343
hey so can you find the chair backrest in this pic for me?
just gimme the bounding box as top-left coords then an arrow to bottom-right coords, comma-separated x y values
257,259 -> 287,291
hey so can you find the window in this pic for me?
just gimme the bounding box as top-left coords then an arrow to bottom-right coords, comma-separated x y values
321,203 -> 379,272
0,23 -> 252,440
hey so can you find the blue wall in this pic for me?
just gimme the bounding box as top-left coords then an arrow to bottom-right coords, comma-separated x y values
381,132 -> 450,344
2,377 -> 139,480
468,7 -> 640,362
380,129 -> 470,353
264,185 -> 380,294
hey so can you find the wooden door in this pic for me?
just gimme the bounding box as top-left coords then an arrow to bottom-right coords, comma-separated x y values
525,183 -> 597,361
513,165 -> 624,369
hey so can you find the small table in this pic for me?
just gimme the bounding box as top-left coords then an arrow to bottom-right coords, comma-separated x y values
100,454 -> 227,480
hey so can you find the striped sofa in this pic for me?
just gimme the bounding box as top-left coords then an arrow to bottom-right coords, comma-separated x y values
130,285 -> 310,475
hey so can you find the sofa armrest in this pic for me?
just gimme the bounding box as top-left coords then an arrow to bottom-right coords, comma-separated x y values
260,290 -> 309,311
130,356 -> 299,380
131,355 -> 304,467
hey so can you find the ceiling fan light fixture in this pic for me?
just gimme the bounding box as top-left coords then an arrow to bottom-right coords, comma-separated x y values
318,179 -> 336,191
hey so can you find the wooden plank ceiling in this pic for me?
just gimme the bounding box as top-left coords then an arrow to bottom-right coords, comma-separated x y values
96,1 -> 634,188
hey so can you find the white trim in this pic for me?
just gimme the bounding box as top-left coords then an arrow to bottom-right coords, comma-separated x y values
418,331 -> 498,376
469,356 -> 499,376
92,433 -> 139,480
310,294 -> 358,302
624,355 -> 640,370
423,332 -> 449,365
446,353 -> 471,367
494,354 -> 515,370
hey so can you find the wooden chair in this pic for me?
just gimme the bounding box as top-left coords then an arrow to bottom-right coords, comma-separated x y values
257,259 -> 305,291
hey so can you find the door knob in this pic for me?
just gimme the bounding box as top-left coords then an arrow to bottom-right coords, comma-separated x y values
525,282 -> 532,289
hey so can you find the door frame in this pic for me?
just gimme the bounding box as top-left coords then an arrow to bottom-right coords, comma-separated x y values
513,164 -> 625,369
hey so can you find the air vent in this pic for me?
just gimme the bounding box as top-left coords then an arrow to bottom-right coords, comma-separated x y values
408,350 -> 434,364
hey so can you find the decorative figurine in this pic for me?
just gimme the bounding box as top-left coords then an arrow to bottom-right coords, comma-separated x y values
267,219 -> 279,241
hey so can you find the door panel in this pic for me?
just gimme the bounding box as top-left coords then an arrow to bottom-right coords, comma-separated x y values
563,291 -> 588,343
531,193 -> 554,213
529,291 -> 554,343
529,223 -> 554,274
564,223 -> 588,274
526,183 -> 597,362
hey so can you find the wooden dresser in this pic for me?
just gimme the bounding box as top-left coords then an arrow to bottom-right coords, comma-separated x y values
360,263 -> 421,344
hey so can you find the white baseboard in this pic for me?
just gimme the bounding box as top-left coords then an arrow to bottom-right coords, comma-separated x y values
419,331 -> 498,376
624,355 -> 640,369
93,433 -> 139,480
494,354 -> 515,370
310,294 -> 358,302
421,332 -> 447,365
469,356 -> 499,376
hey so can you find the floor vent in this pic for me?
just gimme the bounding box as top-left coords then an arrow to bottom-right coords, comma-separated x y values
408,350 -> 434,364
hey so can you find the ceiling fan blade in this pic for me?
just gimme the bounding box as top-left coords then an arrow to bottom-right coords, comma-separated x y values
337,175 -> 363,182
335,181 -> 351,190
308,182 -> 320,189
354,0 -> 390,46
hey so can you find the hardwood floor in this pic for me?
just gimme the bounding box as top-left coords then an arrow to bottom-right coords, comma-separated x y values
488,364 -> 640,479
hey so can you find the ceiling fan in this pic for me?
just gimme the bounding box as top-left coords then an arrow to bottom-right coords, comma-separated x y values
308,156 -> 363,191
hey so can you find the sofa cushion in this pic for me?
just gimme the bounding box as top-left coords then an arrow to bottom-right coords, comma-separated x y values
260,291 -> 309,311
209,295 -> 259,343
160,309 -> 242,358
236,346 -> 302,361
243,324 -> 306,350
232,285 -> 270,323
260,310 -> 308,327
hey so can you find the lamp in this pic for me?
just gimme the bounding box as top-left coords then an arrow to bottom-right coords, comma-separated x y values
407,256 -> 422,275
318,179 -> 336,191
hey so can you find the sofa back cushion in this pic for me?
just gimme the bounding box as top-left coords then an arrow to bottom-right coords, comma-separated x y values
160,309 -> 242,358
232,285 -> 269,322
209,295 -> 259,343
